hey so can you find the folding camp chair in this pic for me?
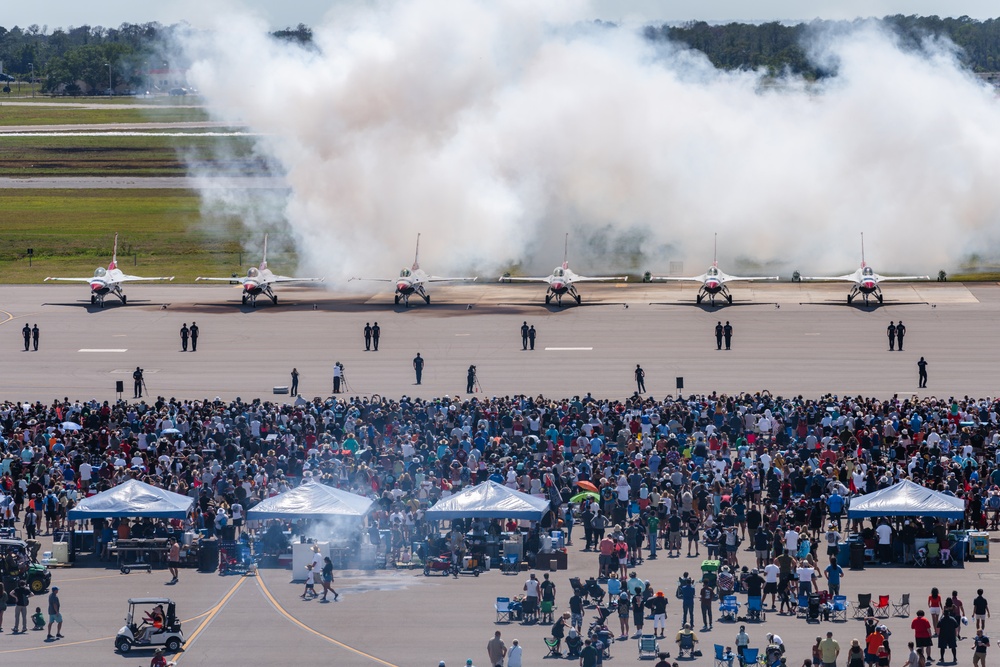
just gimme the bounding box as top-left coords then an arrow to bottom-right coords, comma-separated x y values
872,595 -> 890,619
746,596 -> 765,623
796,594 -> 810,619
496,597 -> 511,623
851,593 -> 872,619
638,634 -> 660,659
739,647 -> 760,667
719,595 -> 740,622
831,595 -> 848,622
544,636 -> 563,657
608,578 -> 622,597
892,593 -> 910,617
715,644 -> 735,667
540,599 -> 555,624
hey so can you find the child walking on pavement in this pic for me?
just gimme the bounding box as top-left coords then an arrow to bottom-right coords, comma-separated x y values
301,563 -> 318,599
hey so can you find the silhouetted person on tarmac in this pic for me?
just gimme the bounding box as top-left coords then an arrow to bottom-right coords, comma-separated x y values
133,367 -> 144,399
413,353 -> 424,384
291,368 -> 299,396
180,323 -> 189,351
190,322 -> 199,352
364,323 -> 372,351
521,321 -> 529,350
528,325 -> 536,350
887,321 -> 896,351
372,322 -> 381,351
467,365 -> 476,393
31,325 -> 39,351
896,321 -> 906,351
635,364 -> 646,393
723,321 -> 733,350
22,324 -> 30,351
715,322 -> 723,350
918,357 -> 928,388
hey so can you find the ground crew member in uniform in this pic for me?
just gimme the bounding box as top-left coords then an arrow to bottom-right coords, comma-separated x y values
372,322 -> 381,351
887,321 -> 896,351
467,365 -> 476,393
364,323 -> 372,351
133,367 -> 144,399
290,368 -> 299,396
521,321 -> 529,350
413,353 -> 424,384
918,357 -> 928,388
190,322 -> 199,351
635,364 -> 646,393
896,321 -> 905,351
528,325 -> 536,350
715,322 -> 724,350
723,321 -> 733,350
22,324 -> 30,351
31,324 -> 39,351
180,323 -> 190,351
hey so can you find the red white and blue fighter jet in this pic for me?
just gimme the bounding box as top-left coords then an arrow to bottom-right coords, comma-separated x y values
802,233 -> 929,305
651,234 -> 778,306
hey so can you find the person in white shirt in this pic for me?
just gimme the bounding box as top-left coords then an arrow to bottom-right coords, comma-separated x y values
784,528 -> 799,554
506,638 -> 522,667
875,520 -> 893,563
796,564 -> 817,596
763,562 -> 781,608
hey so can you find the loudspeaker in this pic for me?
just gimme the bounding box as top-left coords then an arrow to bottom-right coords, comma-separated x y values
675,377 -> 684,390
116,380 -> 124,393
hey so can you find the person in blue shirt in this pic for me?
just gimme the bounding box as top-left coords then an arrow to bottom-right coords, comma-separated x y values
680,578 -> 697,628
827,492 -> 844,530
824,555 -> 844,596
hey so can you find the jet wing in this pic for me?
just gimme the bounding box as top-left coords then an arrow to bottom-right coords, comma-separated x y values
116,274 -> 175,283
721,275 -> 780,283
799,273 -> 860,282
874,274 -> 931,282
651,274 -> 707,283
571,275 -> 628,283
426,276 -> 478,283
196,276 -> 243,282
499,276 -> 552,283
263,275 -> 325,285
347,277 -> 394,283
44,277 -> 94,283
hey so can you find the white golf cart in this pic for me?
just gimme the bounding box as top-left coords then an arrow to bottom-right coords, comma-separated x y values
115,597 -> 184,654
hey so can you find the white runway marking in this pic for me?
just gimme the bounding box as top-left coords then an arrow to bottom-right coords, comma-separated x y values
545,347 -> 593,351
804,333 -> 822,336
78,349 -> 128,352
454,333 -> 471,336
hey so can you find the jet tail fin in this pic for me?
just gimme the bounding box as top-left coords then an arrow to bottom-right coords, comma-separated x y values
860,232 -> 866,268
260,234 -> 268,270
562,232 -> 569,269
109,233 -> 118,270
412,233 -> 421,271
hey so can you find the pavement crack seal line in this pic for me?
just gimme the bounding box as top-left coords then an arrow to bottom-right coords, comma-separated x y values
169,574 -> 248,663
256,572 -> 399,667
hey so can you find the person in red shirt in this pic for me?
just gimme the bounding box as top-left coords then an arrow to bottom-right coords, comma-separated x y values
912,609 -> 933,652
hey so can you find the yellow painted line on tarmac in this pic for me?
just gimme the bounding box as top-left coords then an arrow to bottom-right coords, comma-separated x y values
256,575 -> 399,667
0,310 -> 14,326
170,575 -> 248,663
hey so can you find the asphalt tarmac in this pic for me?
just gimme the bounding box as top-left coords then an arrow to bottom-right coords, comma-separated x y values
0,281 -> 995,402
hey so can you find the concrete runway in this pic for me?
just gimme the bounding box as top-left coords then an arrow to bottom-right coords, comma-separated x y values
0,281 -> 995,402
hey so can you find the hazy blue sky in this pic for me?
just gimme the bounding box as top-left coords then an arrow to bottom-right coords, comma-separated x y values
4,0 -> 998,31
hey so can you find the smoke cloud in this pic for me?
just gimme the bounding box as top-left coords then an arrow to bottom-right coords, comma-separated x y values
179,1 -> 1000,281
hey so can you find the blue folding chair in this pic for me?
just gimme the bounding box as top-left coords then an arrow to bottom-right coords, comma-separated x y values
796,594 -> 809,618
719,595 -> 740,622
607,577 -> 622,597
746,595 -> 765,622
715,644 -> 735,667
831,595 -> 848,622
739,647 -> 760,667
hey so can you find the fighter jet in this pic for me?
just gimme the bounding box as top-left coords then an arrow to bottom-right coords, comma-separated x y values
801,233 -> 930,305
196,235 -> 323,307
499,234 -> 627,307
651,234 -> 779,306
350,234 -> 477,306
44,234 -> 174,308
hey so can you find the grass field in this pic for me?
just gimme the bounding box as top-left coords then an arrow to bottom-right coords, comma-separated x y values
0,189 -> 298,283
0,134 -> 264,177
0,103 -> 210,126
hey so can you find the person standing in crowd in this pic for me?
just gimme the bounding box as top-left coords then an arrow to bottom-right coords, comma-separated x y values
364,322 -> 373,351
918,358 -> 928,389
528,325 -> 536,350
47,585 -> 62,640
896,320 -> 906,351
912,610 -> 933,655
21,323 -> 30,351
487,630 -> 507,667
507,638 -> 522,667
180,323 -> 189,351
974,590 -> 991,632
819,631 -> 839,667
521,321 -> 529,350
723,321 -> 733,350
973,629 -> 992,667
167,538 -> 180,584
31,324 -> 39,351
190,321 -> 199,351
715,322 -> 724,350
12,579 -> 30,633
290,368 -> 299,396
887,322 -> 896,351
413,353 -> 424,385
372,322 -> 381,351
635,365 -> 646,393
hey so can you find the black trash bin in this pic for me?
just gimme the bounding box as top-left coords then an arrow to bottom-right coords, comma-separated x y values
199,539 -> 220,572
220,525 -> 236,541
850,541 -> 865,571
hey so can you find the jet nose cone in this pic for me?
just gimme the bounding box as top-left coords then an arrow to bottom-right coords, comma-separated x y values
244,282 -> 256,291
90,282 -> 103,292
397,281 -> 410,292
552,282 -> 564,291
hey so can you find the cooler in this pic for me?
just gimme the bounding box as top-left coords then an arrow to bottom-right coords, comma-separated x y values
51,541 -> 69,564
701,559 -> 720,572
968,531 -> 989,561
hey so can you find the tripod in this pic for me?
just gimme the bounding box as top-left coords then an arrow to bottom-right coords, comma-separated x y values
473,374 -> 483,393
341,373 -> 353,393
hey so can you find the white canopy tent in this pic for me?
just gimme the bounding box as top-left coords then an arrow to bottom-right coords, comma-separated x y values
424,480 -> 551,520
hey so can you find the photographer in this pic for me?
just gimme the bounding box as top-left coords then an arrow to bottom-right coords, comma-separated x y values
467,365 -> 477,394
132,367 -> 144,399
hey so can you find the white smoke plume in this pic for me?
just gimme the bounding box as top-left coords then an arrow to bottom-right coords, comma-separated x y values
179,1 -> 1000,281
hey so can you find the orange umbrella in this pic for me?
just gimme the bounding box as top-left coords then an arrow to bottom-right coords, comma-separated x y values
577,480 -> 599,493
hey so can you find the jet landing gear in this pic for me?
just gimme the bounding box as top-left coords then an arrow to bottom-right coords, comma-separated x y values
242,289 -> 278,308
696,286 -> 731,306
545,288 -> 581,307
847,286 -> 882,306
92,290 -> 126,308
395,288 -> 430,307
